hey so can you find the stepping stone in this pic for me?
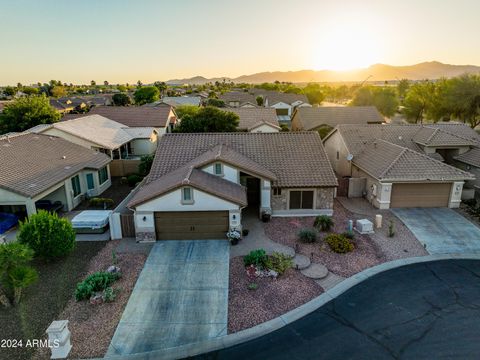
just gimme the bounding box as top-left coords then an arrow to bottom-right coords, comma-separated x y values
301,263 -> 328,279
293,254 -> 310,270
315,272 -> 345,290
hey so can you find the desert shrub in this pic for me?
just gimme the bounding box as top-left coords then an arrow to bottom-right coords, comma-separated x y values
342,231 -> 355,240
127,174 -> 143,187
298,228 -> 317,243
325,233 -> 354,254
247,283 -> 258,291
265,252 -> 293,275
75,271 -> 121,301
388,220 -> 395,238
243,249 -> 268,268
103,287 -> 116,302
314,215 -> 334,231
18,210 -> 75,261
89,197 -> 114,208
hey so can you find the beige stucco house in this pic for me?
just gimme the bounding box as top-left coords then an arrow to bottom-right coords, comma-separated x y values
0,133 -> 111,218
323,124 -> 477,209
128,132 -> 337,241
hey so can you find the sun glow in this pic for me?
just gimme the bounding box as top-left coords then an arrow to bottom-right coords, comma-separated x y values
312,12 -> 384,71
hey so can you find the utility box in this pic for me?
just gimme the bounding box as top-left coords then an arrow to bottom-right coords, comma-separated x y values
375,215 -> 382,229
46,320 -> 72,359
355,219 -> 374,234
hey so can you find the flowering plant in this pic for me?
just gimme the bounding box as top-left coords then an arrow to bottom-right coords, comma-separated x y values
226,230 -> 241,242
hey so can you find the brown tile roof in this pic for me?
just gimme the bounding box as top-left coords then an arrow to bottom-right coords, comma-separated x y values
0,133 -> 111,197
128,167 -> 247,207
293,106 -> 384,130
429,123 -> 480,145
63,106 -> 174,128
145,132 -> 337,188
185,144 -> 277,180
218,92 -> 258,107
354,139 -> 474,181
222,108 -> 279,130
412,126 -> 478,147
454,147 -> 480,168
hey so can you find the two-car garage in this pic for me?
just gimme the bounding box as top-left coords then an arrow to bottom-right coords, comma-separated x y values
390,183 -> 452,208
154,211 -> 229,240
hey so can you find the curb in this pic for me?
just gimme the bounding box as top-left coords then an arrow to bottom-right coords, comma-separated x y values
102,253 -> 480,360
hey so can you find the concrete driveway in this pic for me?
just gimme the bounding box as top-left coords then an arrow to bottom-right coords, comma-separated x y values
392,208 -> 480,254
107,240 -> 230,356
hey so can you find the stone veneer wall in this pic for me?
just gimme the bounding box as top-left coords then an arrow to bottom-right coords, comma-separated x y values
136,231 -> 156,242
271,187 -> 335,211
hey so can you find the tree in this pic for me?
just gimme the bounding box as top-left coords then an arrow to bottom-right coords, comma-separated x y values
117,84 -> 127,92
18,210 -> 76,261
22,87 -> 39,96
90,80 -> 96,86
139,154 -> 154,176
4,86 -> 15,96
133,86 -> 160,105
104,80 -> 109,86
174,106 -> 239,133
112,93 -> 131,106
444,74 -> 480,128
403,81 -> 436,123
351,86 -> 398,117
0,242 -> 37,306
0,95 -> 60,133
396,79 -> 410,99
175,105 -> 200,119
206,98 -> 225,107
51,85 -> 67,98
316,125 -> 334,139
256,96 -> 264,106
137,80 -> 143,88
153,81 -> 167,95
303,83 -> 325,105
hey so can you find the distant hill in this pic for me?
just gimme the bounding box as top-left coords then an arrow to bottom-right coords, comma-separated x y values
166,61 -> 480,85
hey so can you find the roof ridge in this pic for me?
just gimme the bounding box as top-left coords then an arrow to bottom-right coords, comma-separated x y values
182,166 -> 194,184
378,143 -> 407,179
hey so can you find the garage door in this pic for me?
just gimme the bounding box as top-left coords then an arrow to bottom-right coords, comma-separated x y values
390,183 -> 451,208
154,211 -> 229,240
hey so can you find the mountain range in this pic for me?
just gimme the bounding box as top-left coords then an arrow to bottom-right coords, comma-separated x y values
166,61 -> 480,85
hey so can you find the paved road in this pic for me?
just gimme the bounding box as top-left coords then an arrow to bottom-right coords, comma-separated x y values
107,240 -> 230,356
196,259 -> 480,360
392,208 -> 480,254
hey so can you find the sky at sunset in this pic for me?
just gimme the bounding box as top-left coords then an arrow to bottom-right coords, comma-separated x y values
1,0 -> 479,84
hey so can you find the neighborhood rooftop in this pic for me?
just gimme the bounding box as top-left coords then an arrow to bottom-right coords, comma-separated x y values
223,108 -> 280,130
293,106 -> 384,130
0,133 -> 110,197
143,132 -> 338,188
62,106 -> 175,128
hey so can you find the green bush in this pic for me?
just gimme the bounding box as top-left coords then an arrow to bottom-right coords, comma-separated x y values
265,252 -> 293,275
138,155 -> 154,176
325,233 -> 354,253
18,210 -> 76,261
75,271 -> 121,301
247,283 -> 258,291
298,228 -> 317,243
342,231 -> 355,240
314,215 -> 334,231
88,197 -> 114,208
388,220 -> 395,238
243,249 -> 268,268
127,174 -> 143,187
103,287 -> 116,302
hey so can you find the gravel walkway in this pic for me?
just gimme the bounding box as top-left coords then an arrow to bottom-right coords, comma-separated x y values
228,257 -> 322,333
337,197 -> 428,261
33,241 -> 147,360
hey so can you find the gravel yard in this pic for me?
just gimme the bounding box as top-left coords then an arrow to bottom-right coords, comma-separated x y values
33,241 -> 147,359
228,257 -> 323,333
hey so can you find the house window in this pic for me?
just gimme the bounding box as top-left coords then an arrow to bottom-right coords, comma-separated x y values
71,175 -> 81,197
273,188 -> 282,196
86,173 -> 95,190
98,166 -> 108,185
214,163 -> 223,176
289,190 -> 314,209
182,187 -> 194,204
276,108 -> 289,116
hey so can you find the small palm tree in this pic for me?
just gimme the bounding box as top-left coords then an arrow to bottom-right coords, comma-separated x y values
314,215 -> 334,232
9,266 -> 38,305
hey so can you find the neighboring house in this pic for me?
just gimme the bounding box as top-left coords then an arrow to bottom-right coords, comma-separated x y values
50,99 -> 75,114
155,96 -> 201,108
223,108 -> 280,132
453,146 -> 480,197
0,133 -> 111,218
291,106 -> 384,132
62,106 -> 178,135
127,132 -> 337,241
323,124 -> 477,209
31,115 -> 158,176
219,91 -> 258,108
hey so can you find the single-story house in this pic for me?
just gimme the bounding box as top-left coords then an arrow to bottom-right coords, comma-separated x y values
0,133 -> 111,217
219,91 -> 259,108
157,96 -> 201,108
63,106 -> 178,135
291,106 -> 384,133
49,99 -> 75,114
223,108 -> 281,132
323,124 -> 477,209
31,115 -> 158,176
128,132 -> 337,241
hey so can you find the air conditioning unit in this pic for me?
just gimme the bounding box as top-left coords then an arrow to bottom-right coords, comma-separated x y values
355,219 -> 374,234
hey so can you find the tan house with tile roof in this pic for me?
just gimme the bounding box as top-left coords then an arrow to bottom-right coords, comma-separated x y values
0,133 -> 111,217
222,108 -> 280,132
291,106 -> 384,132
128,132 -> 337,241
323,124 -> 477,209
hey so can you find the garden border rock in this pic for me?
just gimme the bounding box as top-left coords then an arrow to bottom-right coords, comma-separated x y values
100,253 -> 480,360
